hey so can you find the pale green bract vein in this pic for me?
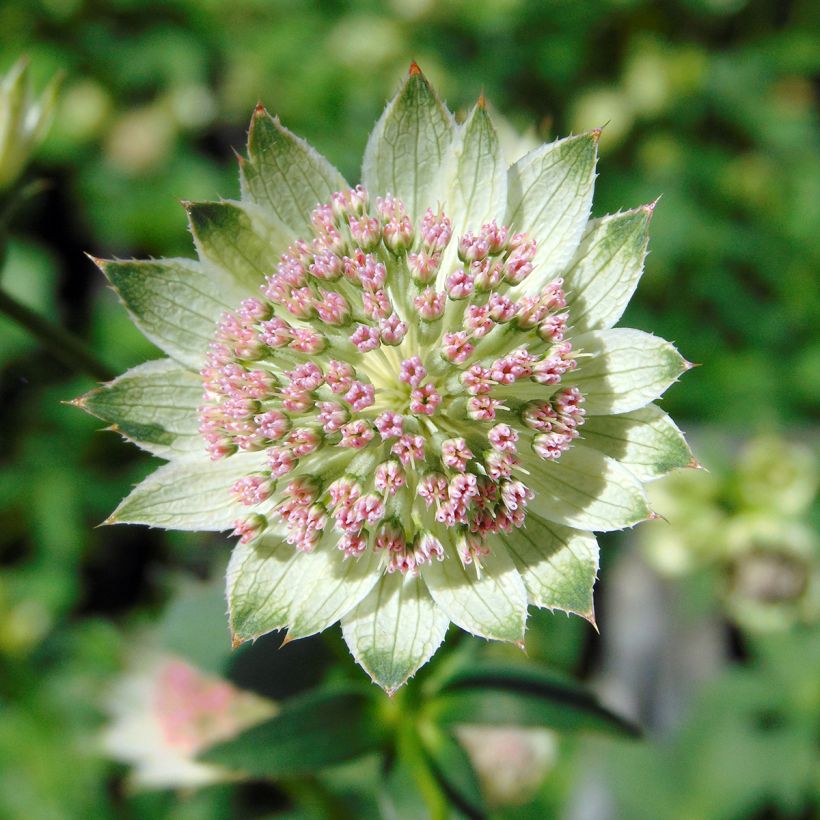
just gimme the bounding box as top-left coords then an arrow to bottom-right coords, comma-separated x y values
422,539 -> 527,642
76,358 -> 203,458
341,573 -> 450,693
110,452 -> 267,531
506,132 -> 598,294
362,69 -> 454,223
571,328 -> 689,415
501,515 -> 598,621
522,443 -> 651,532
580,404 -> 693,481
241,108 -> 349,237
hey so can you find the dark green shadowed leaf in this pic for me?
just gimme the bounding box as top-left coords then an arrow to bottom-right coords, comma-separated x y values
242,107 -> 348,236
199,685 -> 384,777
428,663 -> 641,738
186,199 -> 291,291
418,723 -> 486,820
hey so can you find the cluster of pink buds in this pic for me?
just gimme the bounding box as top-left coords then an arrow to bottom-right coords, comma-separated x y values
198,185 -> 586,573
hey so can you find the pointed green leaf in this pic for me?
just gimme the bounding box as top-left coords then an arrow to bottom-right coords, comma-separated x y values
99,257 -> 245,369
341,573 -> 450,693
443,102 -> 507,232
522,443 -> 651,532
571,328 -> 689,415
109,452 -> 266,531
200,685 -> 383,777
228,531 -> 382,643
418,724 -> 486,818
429,662 -> 640,737
75,359 -> 203,458
186,200 -> 290,292
563,206 -> 652,333
242,107 -> 348,236
362,65 -> 455,221
505,132 -> 598,294
421,541 -> 527,643
581,404 -> 693,481
501,515 -> 598,619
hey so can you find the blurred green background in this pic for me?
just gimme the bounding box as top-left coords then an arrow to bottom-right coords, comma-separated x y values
0,1 -> 817,818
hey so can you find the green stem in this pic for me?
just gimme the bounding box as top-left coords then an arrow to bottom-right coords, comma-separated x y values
0,287 -> 114,381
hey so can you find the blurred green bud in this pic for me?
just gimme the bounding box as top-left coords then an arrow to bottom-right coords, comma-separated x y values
735,436 -> 818,517
0,57 -> 61,191
723,516 -> 818,632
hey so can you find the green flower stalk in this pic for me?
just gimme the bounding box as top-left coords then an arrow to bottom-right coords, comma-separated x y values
0,57 -> 60,192
76,65 -> 694,692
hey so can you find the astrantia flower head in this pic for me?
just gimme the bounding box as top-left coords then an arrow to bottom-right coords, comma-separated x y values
77,65 -> 694,692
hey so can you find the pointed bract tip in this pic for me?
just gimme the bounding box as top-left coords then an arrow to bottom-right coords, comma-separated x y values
385,686 -> 398,698
477,92 -> 487,110
65,395 -> 85,408
591,126 -> 605,142
687,456 -> 706,471
583,611 -> 600,633
408,61 -> 423,77
253,102 -> 266,116
279,633 -> 293,648
683,360 -> 701,370
515,639 -> 527,654
100,515 -> 117,527
231,634 -> 244,649
180,199 -> 193,211
84,251 -> 105,269
647,511 -> 668,523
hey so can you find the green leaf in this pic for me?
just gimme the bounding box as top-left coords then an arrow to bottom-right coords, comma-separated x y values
563,206 -> 652,333
362,64 -> 455,221
505,132 -> 598,294
386,723 -> 450,820
341,573 -> 450,693
227,530 -> 382,643
418,723 -> 486,819
421,540 -> 527,643
522,443 -> 651,532
500,515 -> 598,621
429,662 -> 641,737
200,685 -> 383,777
581,404 -> 694,481
571,328 -> 690,415
242,107 -> 348,236
186,199 -> 290,292
98,257 -> 246,369
74,359 -> 202,458
108,452 -> 266,530
443,102 -> 506,233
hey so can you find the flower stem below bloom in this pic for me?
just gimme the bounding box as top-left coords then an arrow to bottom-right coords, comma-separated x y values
0,287 -> 114,380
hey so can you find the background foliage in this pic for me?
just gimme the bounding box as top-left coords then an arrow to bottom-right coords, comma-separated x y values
0,1 -> 817,818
